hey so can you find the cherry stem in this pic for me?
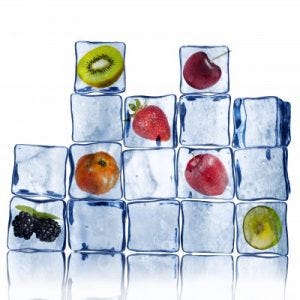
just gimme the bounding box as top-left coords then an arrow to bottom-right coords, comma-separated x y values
211,49 -> 231,61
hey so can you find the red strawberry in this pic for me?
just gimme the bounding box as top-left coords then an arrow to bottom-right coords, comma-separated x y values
130,99 -> 171,141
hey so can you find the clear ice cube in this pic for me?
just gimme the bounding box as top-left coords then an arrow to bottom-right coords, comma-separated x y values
66,252 -> 124,299
71,93 -> 123,142
181,255 -> 233,300
67,199 -> 126,252
8,197 -> 66,251
179,94 -> 230,146
233,96 -> 291,148
234,147 -> 290,200
123,149 -> 176,200
69,142 -> 122,199
124,95 -> 177,148
127,200 -> 180,252
182,201 -> 235,253
12,144 -> 68,199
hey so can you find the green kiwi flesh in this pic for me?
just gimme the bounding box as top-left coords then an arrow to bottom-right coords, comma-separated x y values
77,45 -> 124,88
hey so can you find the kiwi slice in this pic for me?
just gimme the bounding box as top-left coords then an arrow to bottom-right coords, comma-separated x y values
243,206 -> 282,250
77,45 -> 124,88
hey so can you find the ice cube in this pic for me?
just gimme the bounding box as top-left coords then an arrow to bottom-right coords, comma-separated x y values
182,201 -> 234,253
8,196 -> 66,251
71,93 -> 123,142
12,144 -> 68,200
66,252 -> 124,300
234,147 -> 290,200
7,251 -> 65,300
233,96 -> 291,148
69,142 -> 122,199
235,255 -> 288,300
179,94 -> 230,146
123,149 -> 176,200
74,41 -> 126,94
177,147 -> 235,200
124,95 -> 177,148
236,202 -> 288,255
181,255 -> 233,300
180,45 -> 229,94
127,200 -> 180,252
127,254 -> 179,300
67,199 -> 126,252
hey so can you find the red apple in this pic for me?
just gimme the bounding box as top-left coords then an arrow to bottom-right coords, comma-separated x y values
185,154 -> 228,196
75,151 -> 120,195
183,51 -> 221,89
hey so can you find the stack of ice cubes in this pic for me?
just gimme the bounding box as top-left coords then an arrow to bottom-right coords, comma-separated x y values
7,42 -> 291,299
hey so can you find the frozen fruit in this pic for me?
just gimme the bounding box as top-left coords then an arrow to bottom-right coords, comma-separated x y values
12,212 -> 36,240
183,51 -> 221,89
75,151 -> 120,195
35,218 -> 61,242
185,154 -> 228,196
130,99 -> 171,142
243,206 -> 282,250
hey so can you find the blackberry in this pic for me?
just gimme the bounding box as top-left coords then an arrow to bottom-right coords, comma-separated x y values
12,212 -> 37,240
35,218 -> 61,242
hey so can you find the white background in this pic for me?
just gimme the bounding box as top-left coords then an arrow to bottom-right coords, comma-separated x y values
0,0 -> 300,298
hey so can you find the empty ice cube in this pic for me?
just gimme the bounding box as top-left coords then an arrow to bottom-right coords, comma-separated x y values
8,197 -> 66,251
182,201 -> 234,253
181,255 -> 233,300
180,45 -> 229,94
12,144 -> 68,200
124,95 -> 177,148
127,200 -> 180,252
71,93 -> 123,142
123,149 -> 176,200
74,41 -> 126,94
69,142 -> 122,199
7,251 -> 65,300
66,252 -> 125,300
67,199 -> 126,252
179,94 -> 230,146
177,147 -> 235,200
235,255 -> 288,300
234,147 -> 290,200
236,202 -> 288,255
127,254 -> 179,300
233,96 -> 291,148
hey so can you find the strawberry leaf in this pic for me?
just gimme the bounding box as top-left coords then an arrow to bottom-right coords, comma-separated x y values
135,99 -> 142,109
129,103 -> 137,112
15,205 -> 60,220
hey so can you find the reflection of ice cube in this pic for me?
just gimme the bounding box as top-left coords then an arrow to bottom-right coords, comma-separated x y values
8,197 -> 66,251
182,201 -> 234,253
234,147 -> 290,200
123,149 -> 176,200
12,144 -> 68,199
71,94 -> 123,142
179,94 -> 230,146
181,255 -> 233,300
180,45 -> 229,94
127,200 -> 180,252
177,147 -> 235,200
8,251 -> 65,300
233,97 -> 291,148
127,254 -> 179,300
74,41 -> 126,94
124,95 -> 177,148
236,202 -> 288,255
67,200 -> 126,252
236,255 -> 288,300
69,142 -> 122,200
66,252 -> 124,300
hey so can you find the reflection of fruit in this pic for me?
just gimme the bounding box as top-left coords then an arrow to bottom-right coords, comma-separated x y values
77,45 -> 124,88
243,206 -> 282,250
130,99 -> 171,142
183,51 -> 221,89
185,154 -> 228,196
12,212 -> 36,240
75,151 -> 120,195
